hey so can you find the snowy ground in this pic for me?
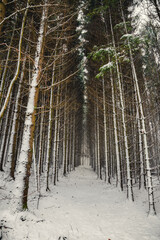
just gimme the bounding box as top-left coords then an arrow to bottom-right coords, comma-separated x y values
1,166 -> 160,240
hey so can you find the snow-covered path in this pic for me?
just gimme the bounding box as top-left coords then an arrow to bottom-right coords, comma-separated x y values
1,166 -> 160,240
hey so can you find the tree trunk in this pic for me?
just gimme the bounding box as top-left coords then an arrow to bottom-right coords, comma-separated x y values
45,62 -> 55,191
110,69 -> 121,189
0,0 -> 30,119
7,45 -> 28,179
102,77 -> 109,182
63,84 -> 67,176
109,9 -> 134,201
53,83 -> 60,185
120,0 -> 156,214
14,1 -> 48,210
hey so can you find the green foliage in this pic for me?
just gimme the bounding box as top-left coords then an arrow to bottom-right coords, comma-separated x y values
89,45 -> 117,79
95,62 -> 115,78
89,43 -> 132,64
114,21 -> 132,32
89,46 -> 115,62
88,3 -> 145,80
89,43 -> 132,79
120,34 -> 143,55
95,72 -> 103,79
121,34 -> 142,45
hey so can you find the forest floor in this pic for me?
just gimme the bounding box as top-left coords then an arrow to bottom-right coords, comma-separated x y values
0,166 -> 160,240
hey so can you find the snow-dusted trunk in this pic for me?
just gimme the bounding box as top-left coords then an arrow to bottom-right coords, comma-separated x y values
52,105 -> 58,181
154,119 -> 160,180
110,69 -> 121,189
0,96 -> 12,171
109,10 -> 133,201
120,0 -> 156,214
101,8 -> 120,186
45,62 -> 55,191
65,115 -> 69,173
2,114 -> 14,168
56,105 -> 61,182
68,114 -> 72,172
6,46 -> 28,179
37,105 -> 44,194
102,77 -> 109,182
14,2 -> 48,210
63,85 -> 67,176
143,76 -> 159,180
33,139 -> 37,188
135,91 -> 144,189
132,104 -> 137,184
96,88 -> 101,179
94,104 -> 97,172
133,63 -> 156,214
72,105 -> 76,170
53,83 -> 60,185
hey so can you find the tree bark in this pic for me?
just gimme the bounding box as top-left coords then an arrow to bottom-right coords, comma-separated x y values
14,1 -> 48,210
109,9 -> 134,201
120,0 -> 156,214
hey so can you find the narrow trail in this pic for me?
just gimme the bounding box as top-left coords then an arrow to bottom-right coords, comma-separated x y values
31,166 -> 160,240
1,166 -> 160,240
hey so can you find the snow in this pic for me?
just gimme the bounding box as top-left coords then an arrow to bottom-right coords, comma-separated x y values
130,0 -> 160,34
129,0 -> 160,69
10,1 -> 49,211
120,33 -> 133,39
1,166 -> 160,240
100,62 -> 114,71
